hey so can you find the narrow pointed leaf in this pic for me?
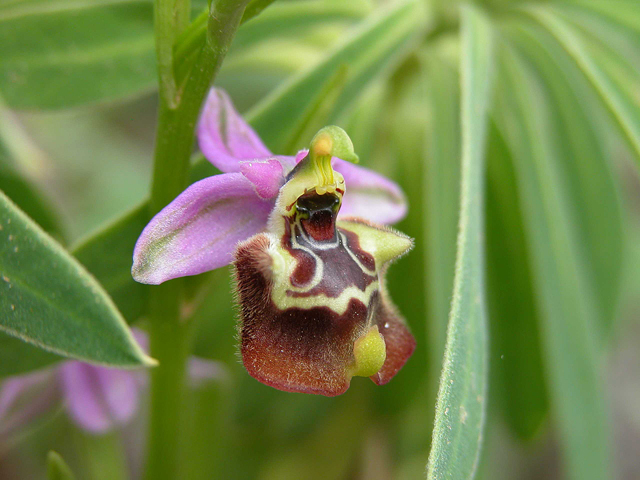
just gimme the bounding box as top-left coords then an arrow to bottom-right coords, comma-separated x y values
493,43 -> 612,480
0,191 -> 153,367
422,53 -> 461,379
485,123 -> 548,440
378,64 -> 429,410
427,6 -> 492,479
505,19 -> 624,337
281,65 -> 349,155
526,6 -> 640,167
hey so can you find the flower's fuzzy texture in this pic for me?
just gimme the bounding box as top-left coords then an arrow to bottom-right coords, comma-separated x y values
131,88 -> 415,396
234,145 -> 415,396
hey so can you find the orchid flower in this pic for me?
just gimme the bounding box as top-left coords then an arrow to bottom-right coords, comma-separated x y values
0,330 -> 223,435
132,88 -> 415,396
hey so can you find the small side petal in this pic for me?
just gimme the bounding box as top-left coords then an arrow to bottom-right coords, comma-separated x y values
333,159 -> 407,225
240,159 -> 284,199
59,362 -> 139,433
132,173 -> 272,285
198,88 -> 272,172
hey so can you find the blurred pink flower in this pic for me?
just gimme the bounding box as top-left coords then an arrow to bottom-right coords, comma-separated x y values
0,330 -> 224,435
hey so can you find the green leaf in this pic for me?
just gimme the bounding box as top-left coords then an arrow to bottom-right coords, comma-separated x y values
555,3 -> 640,75
485,122 -> 548,441
0,190 -> 153,367
376,59 -> 429,412
248,0 -> 428,153
426,6 -> 493,479
505,19 -> 624,337
240,0 -> 277,25
233,0 -> 369,51
72,203 -> 150,323
281,65 -> 349,154
177,0 -> 369,107
0,0 -> 156,110
0,159 -> 65,243
483,16 -> 625,440
561,0 -> 640,34
422,52 -> 461,379
0,330 -> 62,377
526,6 -> 640,167
493,42 -> 612,480
47,451 -> 76,480
340,80 -> 387,165
0,122 -> 66,240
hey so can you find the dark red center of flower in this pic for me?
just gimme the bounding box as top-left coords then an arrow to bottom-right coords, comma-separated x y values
296,192 -> 340,242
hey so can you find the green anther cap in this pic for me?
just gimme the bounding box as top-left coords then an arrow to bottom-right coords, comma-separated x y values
309,125 -> 359,165
274,125 -> 359,209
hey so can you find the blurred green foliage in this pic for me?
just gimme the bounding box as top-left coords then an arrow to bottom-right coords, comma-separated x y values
1,0 -> 640,479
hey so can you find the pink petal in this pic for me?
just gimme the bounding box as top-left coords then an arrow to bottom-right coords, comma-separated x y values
333,159 -> 407,225
132,173 -> 273,285
59,362 -> 139,433
239,159 -> 284,199
197,88 -> 272,172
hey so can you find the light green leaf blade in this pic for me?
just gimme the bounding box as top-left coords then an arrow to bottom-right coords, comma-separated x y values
493,42 -> 613,480
422,51 -> 461,382
485,122 -> 549,441
240,0 -> 277,25
0,0 -> 156,110
47,451 -> 76,480
232,0 -> 370,51
526,6 -> 640,167
505,19 -> 624,337
0,190 -> 153,367
426,6 -> 493,479
561,0 -> 640,34
248,0 -> 428,153
378,61 -> 429,411
280,65 -> 349,155
554,3 -> 640,77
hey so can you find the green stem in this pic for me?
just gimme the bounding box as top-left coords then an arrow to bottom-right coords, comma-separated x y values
144,282 -> 191,480
154,0 -> 186,109
145,1 -> 250,479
